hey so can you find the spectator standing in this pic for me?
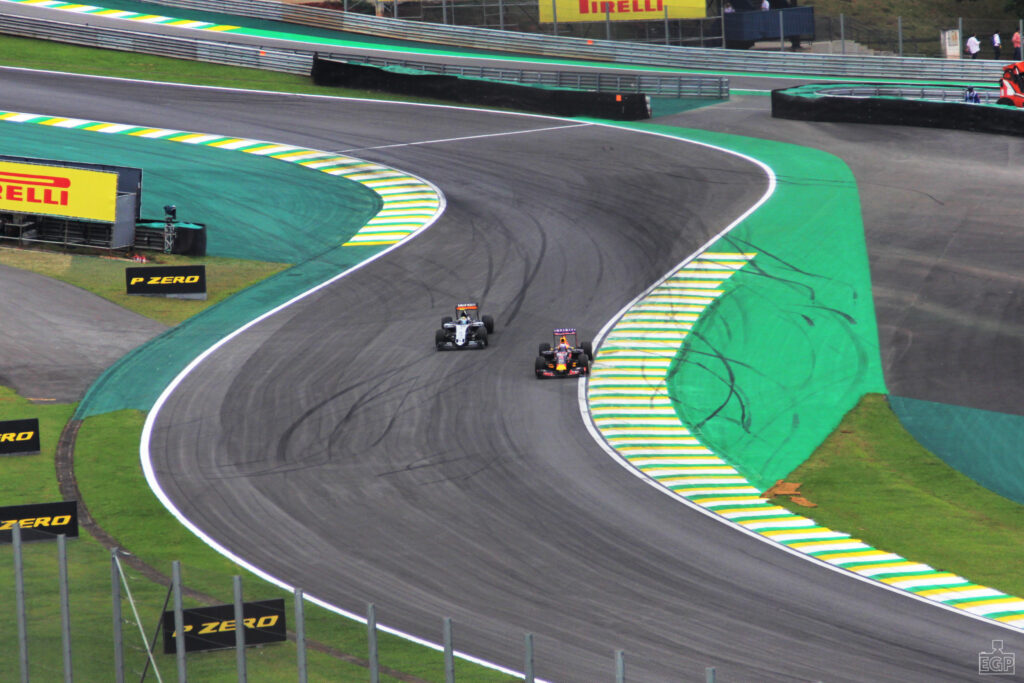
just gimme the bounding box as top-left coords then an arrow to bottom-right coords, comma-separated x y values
761,0 -> 769,10
1014,30 -> 1021,60
993,31 -> 1002,60
966,33 -> 981,59
724,1 -> 734,12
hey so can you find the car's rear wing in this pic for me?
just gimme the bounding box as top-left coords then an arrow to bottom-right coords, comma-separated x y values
456,302 -> 479,311
553,327 -> 576,335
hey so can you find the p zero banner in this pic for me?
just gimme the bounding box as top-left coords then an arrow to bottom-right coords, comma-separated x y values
0,418 -> 41,456
162,599 -> 287,653
0,501 -> 79,542
538,0 -> 704,22
126,265 -> 207,298
0,159 -> 117,222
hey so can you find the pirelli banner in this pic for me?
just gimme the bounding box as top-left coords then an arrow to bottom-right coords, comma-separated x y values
0,501 -> 79,543
126,265 -> 207,299
538,0 -> 704,22
0,418 -> 41,456
0,159 -> 117,222
162,598 -> 287,653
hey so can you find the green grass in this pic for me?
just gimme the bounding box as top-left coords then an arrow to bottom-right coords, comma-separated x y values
777,394 -> 1024,599
0,246 -> 290,326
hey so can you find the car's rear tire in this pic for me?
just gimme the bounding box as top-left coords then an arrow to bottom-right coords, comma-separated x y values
577,354 -> 590,374
435,329 -> 446,347
539,342 -> 551,354
534,356 -> 547,377
482,315 -> 495,333
442,316 -> 453,325
581,341 -> 594,359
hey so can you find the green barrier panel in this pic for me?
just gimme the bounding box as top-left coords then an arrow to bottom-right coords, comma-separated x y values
890,395 -> 1024,506
596,122 -> 887,489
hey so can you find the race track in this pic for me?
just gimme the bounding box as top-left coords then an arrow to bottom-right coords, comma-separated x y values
4,68 -> 1023,681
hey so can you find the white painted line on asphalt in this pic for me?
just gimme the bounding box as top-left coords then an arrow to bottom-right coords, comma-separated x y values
338,122 -> 593,152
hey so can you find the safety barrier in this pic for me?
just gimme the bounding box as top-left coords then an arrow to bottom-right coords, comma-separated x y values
0,12 -> 725,97
129,0 -> 1002,81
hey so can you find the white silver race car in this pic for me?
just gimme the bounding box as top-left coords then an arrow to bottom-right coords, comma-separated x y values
435,303 -> 495,350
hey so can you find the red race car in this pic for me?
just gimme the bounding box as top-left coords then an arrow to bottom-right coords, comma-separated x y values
535,328 -> 594,379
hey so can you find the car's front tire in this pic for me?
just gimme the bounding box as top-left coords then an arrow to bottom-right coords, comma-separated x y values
482,315 -> 495,333
435,329 -> 447,348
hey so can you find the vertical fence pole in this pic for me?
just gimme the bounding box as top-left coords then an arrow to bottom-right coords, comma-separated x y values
524,633 -> 534,683
14,523 -> 29,683
615,649 -> 625,683
552,0 -> 558,36
443,618 -> 454,683
58,534 -> 72,683
779,9 -> 784,51
441,0 -> 447,25
1019,19 -> 1022,59
958,17 -> 963,56
840,13 -> 845,54
367,604 -> 379,683
498,0 -> 504,31
233,576 -> 246,682
110,549 -> 124,683
664,5 -> 669,45
897,16 -> 903,56
720,0 -> 726,48
295,589 -> 307,683
173,561 -> 186,683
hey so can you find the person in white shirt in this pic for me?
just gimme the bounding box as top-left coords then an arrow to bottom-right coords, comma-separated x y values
966,34 -> 981,59
993,32 -> 1002,60
761,0 -> 770,9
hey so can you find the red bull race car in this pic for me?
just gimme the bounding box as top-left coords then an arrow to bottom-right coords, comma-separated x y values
435,303 -> 495,350
535,328 -> 594,378
998,61 -> 1024,105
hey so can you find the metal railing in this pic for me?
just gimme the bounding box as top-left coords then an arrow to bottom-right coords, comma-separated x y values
125,0 -> 1009,81
812,84 -> 1005,104
0,12 -> 727,97
328,53 -> 728,96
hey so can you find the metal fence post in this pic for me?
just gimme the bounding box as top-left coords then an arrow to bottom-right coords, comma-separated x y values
615,649 -> 625,683
1019,19 -> 1022,59
233,576 -> 246,682
443,617 -> 454,683
58,534 -> 72,683
367,604 -> 379,683
664,5 -> 669,45
14,523 -> 29,683
295,589 -> 307,683
898,16 -> 903,56
958,17 -> 963,55
552,0 -> 558,36
498,0 -> 504,31
173,561 -> 186,683
779,9 -> 784,51
605,4 -> 611,40
840,13 -> 845,54
524,633 -> 534,683
110,549 -> 124,683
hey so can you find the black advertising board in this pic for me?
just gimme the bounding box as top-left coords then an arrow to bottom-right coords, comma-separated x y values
162,598 -> 287,654
0,501 -> 78,543
126,265 -> 206,298
0,418 -> 41,455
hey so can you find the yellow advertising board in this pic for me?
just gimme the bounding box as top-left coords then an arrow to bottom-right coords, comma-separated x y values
539,0 -> 705,22
0,160 -> 117,222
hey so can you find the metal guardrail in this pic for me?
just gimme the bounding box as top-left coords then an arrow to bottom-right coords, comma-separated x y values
332,54 -> 728,97
815,85 -> 1004,104
0,12 -> 726,97
0,12 -> 312,73
133,0 -> 1006,82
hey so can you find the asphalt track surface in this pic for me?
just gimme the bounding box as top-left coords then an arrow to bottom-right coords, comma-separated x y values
6,67 -> 1023,681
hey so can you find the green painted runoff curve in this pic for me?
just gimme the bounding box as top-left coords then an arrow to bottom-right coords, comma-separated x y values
610,122 -> 887,489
